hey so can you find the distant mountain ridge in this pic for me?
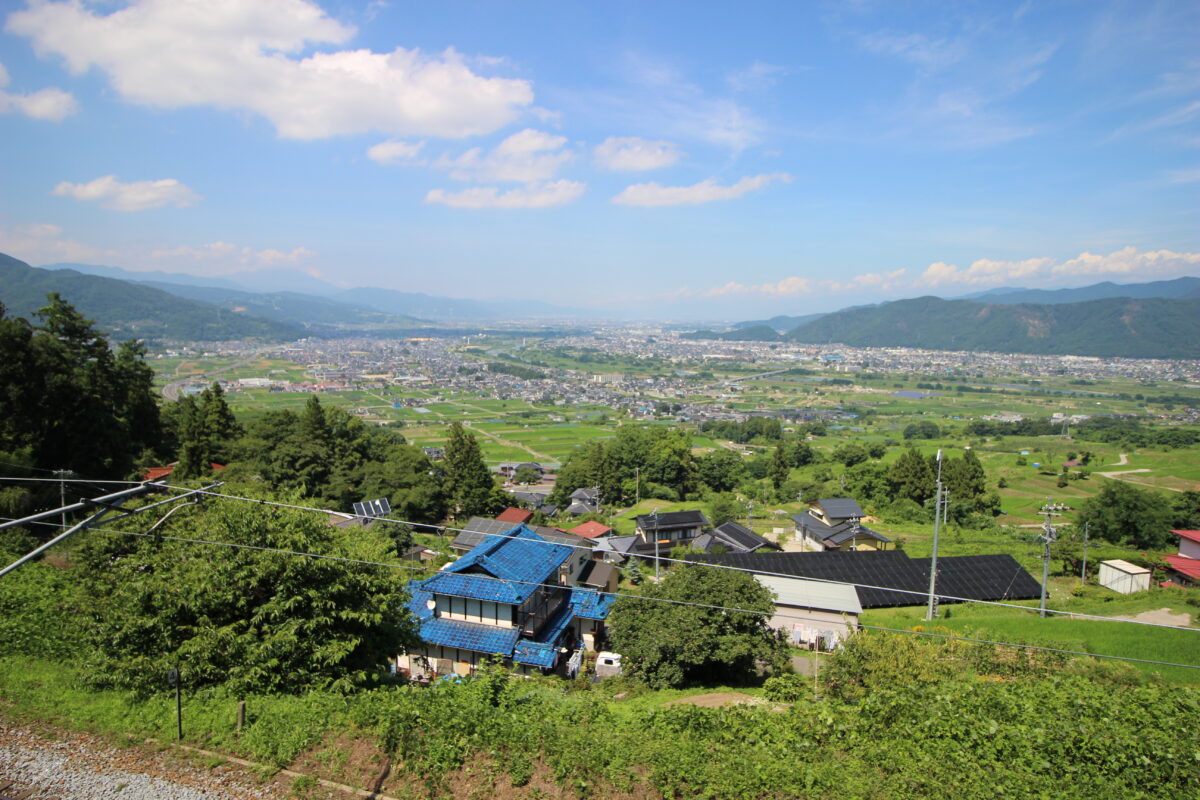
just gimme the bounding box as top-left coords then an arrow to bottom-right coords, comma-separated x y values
1,253 -> 299,341
688,276 -> 1200,358
48,261 -> 583,321
955,276 -> 1200,305
781,295 -> 1200,358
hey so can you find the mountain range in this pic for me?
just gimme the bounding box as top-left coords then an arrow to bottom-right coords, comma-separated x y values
5,252 -> 1199,356
693,285 -> 1200,358
47,262 -> 582,321
0,253 -> 300,341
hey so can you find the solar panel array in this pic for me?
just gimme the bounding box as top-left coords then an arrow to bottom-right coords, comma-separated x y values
352,497 -> 391,519
688,551 -> 1042,608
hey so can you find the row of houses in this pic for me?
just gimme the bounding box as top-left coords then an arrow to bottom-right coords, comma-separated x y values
394,495 -> 1053,678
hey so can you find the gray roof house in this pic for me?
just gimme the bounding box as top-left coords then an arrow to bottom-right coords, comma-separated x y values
792,497 -> 890,551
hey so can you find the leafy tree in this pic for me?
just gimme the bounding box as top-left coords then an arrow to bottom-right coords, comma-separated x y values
78,496 -> 417,696
1076,481 -> 1174,550
831,441 -> 868,467
358,444 -> 447,525
695,447 -> 745,493
444,422 -> 499,518
903,420 -> 941,440
788,439 -> 816,467
1171,490 -> 1200,529
708,492 -> 747,526
607,565 -> 786,689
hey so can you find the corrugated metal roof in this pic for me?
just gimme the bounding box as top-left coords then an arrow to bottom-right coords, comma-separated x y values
753,574 -> 862,615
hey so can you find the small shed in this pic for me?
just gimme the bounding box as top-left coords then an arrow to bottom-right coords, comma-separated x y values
1098,559 -> 1150,594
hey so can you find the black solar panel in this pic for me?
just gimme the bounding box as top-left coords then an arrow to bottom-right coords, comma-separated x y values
352,498 -> 391,518
688,551 -> 1041,608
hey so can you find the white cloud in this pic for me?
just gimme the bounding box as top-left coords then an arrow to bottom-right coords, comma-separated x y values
918,247 -> 1200,286
424,180 -> 584,209
6,0 -> 532,140
435,129 -> 572,182
594,137 -> 680,171
367,139 -> 425,164
0,222 -> 102,263
857,30 -> 967,72
1166,167 -> 1200,183
53,175 -> 200,211
700,269 -> 908,299
612,173 -> 790,207
151,241 -> 314,268
0,60 -> 77,121
726,61 -> 789,93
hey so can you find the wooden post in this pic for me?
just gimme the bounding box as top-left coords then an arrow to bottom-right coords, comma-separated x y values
236,701 -> 245,734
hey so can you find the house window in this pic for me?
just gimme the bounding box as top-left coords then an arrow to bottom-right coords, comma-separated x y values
467,598 -> 481,621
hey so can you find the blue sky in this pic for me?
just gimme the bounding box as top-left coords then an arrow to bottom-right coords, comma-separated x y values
0,0 -> 1197,318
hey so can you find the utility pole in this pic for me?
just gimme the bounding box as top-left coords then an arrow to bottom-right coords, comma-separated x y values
52,469 -> 74,529
1080,520 -> 1089,584
1038,499 -> 1061,617
634,466 -> 640,508
925,450 -> 944,621
652,507 -> 660,581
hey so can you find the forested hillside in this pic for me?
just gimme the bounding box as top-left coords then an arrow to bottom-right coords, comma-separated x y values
782,295 -> 1200,358
0,253 -> 300,341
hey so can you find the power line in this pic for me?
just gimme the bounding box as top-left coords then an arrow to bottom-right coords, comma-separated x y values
10,513 -> 1199,673
4,476 -> 1197,633
149,482 -> 1200,633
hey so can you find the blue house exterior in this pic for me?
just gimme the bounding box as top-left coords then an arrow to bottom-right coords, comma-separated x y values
398,523 -> 616,678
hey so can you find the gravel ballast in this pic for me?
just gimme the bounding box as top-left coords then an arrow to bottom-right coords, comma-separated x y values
0,723 -> 286,800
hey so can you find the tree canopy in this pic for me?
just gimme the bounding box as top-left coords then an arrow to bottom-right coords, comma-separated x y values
0,294 -> 161,478
78,496 -> 417,696
606,564 -> 786,689
1077,481 -> 1175,550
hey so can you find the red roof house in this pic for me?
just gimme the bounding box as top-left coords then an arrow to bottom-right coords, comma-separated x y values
570,520 -> 614,539
496,507 -> 534,524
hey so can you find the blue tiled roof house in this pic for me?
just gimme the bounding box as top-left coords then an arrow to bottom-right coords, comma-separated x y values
399,523 -> 615,678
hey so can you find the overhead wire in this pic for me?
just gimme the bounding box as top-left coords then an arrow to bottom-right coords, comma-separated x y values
3,474 -> 1198,632
5,511 -> 1200,673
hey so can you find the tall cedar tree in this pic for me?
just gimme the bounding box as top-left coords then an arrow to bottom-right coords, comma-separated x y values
0,294 -> 161,478
443,422 -> 498,518
889,448 -> 935,504
769,444 -> 790,491
176,382 -> 243,478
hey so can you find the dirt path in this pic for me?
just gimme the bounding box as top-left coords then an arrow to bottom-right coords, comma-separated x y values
464,422 -> 558,466
1107,608 -> 1194,627
1111,452 -> 1130,466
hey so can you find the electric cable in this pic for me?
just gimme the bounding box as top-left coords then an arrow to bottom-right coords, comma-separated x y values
4,475 -> 1197,632
5,513 -> 1199,673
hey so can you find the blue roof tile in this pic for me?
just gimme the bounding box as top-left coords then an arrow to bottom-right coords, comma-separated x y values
420,616 -> 521,655
569,588 -> 616,620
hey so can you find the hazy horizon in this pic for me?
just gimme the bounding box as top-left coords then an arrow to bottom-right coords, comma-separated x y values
1,0 -> 1198,317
